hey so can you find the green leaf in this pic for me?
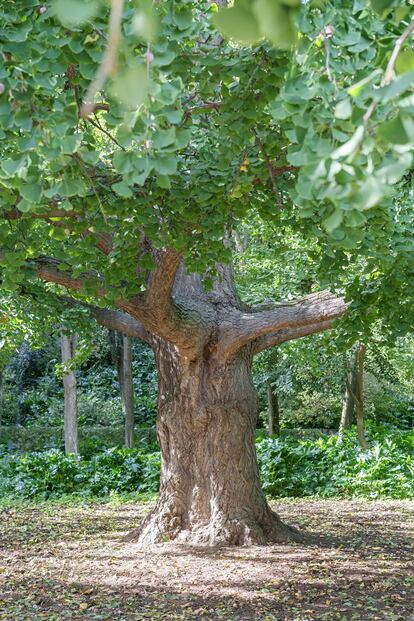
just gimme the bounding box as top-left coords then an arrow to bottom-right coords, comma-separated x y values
346,210 -> 367,227
109,66 -> 148,109
1,156 -> 29,178
213,1 -> 262,44
323,209 -> 343,233
19,183 -> 42,203
354,176 -> 385,210
376,153 -> 412,184
334,98 -> 352,120
252,0 -> 297,50
151,156 -> 178,175
347,69 -> 381,98
156,175 -> 171,189
378,113 -> 414,145
61,133 -> 83,155
53,0 -> 100,27
153,128 -> 176,150
396,51 -> 414,75
375,72 -> 414,103
370,0 -> 397,16
112,180 -> 133,198
331,126 -> 364,160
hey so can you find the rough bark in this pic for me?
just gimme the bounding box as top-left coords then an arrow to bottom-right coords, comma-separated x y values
61,333 -> 79,455
130,339 -> 301,546
22,244 -> 348,546
267,380 -> 280,436
109,331 -> 135,448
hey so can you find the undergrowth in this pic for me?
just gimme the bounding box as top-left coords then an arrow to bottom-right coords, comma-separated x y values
0,425 -> 412,502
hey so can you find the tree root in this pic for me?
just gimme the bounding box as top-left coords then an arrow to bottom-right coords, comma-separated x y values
125,505 -> 307,547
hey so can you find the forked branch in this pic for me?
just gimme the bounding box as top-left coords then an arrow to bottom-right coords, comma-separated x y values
220,291 -> 347,358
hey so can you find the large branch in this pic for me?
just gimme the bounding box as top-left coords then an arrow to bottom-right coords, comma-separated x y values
58,296 -> 150,342
219,291 -> 347,358
33,256 -> 105,294
253,318 -> 334,355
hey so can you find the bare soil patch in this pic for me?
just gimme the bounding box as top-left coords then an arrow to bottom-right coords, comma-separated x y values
0,499 -> 413,621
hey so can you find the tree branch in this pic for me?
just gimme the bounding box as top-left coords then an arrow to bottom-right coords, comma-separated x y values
33,256 -> 105,294
219,291 -> 347,358
364,18 -> 414,126
58,296 -> 150,342
144,247 -> 184,313
252,318 -> 334,355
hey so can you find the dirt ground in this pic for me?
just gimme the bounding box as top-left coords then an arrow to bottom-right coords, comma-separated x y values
0,498 -> 413,621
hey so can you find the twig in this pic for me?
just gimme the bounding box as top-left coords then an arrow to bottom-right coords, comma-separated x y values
80,0 -> 124,117
364,18 -> 414,126
87,115 -> 126,151
323,27 -> 334,83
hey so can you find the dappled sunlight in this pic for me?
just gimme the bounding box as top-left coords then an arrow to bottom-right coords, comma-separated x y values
1,499 -> 413,620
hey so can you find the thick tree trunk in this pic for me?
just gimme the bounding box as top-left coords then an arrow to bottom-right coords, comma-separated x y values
109,331 -> 135,448
132,340 -> 301,546
267,380 -> 280,436
61,333 -> 79,455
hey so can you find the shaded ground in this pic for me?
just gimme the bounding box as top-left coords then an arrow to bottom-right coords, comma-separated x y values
0,498 -> 413,621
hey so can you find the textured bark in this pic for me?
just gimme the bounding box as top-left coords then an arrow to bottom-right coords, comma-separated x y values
109,331 -> 136,448
61,333 -> 79,455
26,243 -> 348,546
131,339 -> 301,546
267,381 -> 280,436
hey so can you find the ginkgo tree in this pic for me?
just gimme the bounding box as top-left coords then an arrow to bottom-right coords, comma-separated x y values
1,0 -> 413,545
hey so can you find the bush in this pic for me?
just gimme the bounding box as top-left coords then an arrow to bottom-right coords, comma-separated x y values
256,425 -> 414,499
0,426 -> 412,501
0,445 -> 160,499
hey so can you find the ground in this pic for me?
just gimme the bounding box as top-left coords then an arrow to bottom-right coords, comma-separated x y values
0,498 -> 413,621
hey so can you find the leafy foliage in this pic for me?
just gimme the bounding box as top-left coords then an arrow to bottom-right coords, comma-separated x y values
257,425 -> 414,499
1,427 -> 412,500
0,444 -> 160,499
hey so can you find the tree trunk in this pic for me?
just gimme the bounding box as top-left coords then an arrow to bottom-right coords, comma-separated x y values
16,340 -> 30,426
267,380 -> 280,436
122,336 -> 135,448
109,331 -> 135,448
355,343 -> 368,451
339,346 -> 358,435
61,333 -> 79,455
132,340 -> 301,546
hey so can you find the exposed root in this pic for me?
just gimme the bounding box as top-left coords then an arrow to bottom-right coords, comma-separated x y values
125,504 -> 307,547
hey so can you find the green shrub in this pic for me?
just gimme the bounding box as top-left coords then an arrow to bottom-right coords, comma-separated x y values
256,425 -> 414,499
0,446 -> 160,499
1,426 -> 412,501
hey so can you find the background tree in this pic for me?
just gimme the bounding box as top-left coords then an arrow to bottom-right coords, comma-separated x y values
109,330 -> 135,448
60,331 -> 79,454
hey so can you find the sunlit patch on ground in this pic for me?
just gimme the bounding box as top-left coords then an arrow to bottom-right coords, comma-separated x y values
0,499 -> 413,620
